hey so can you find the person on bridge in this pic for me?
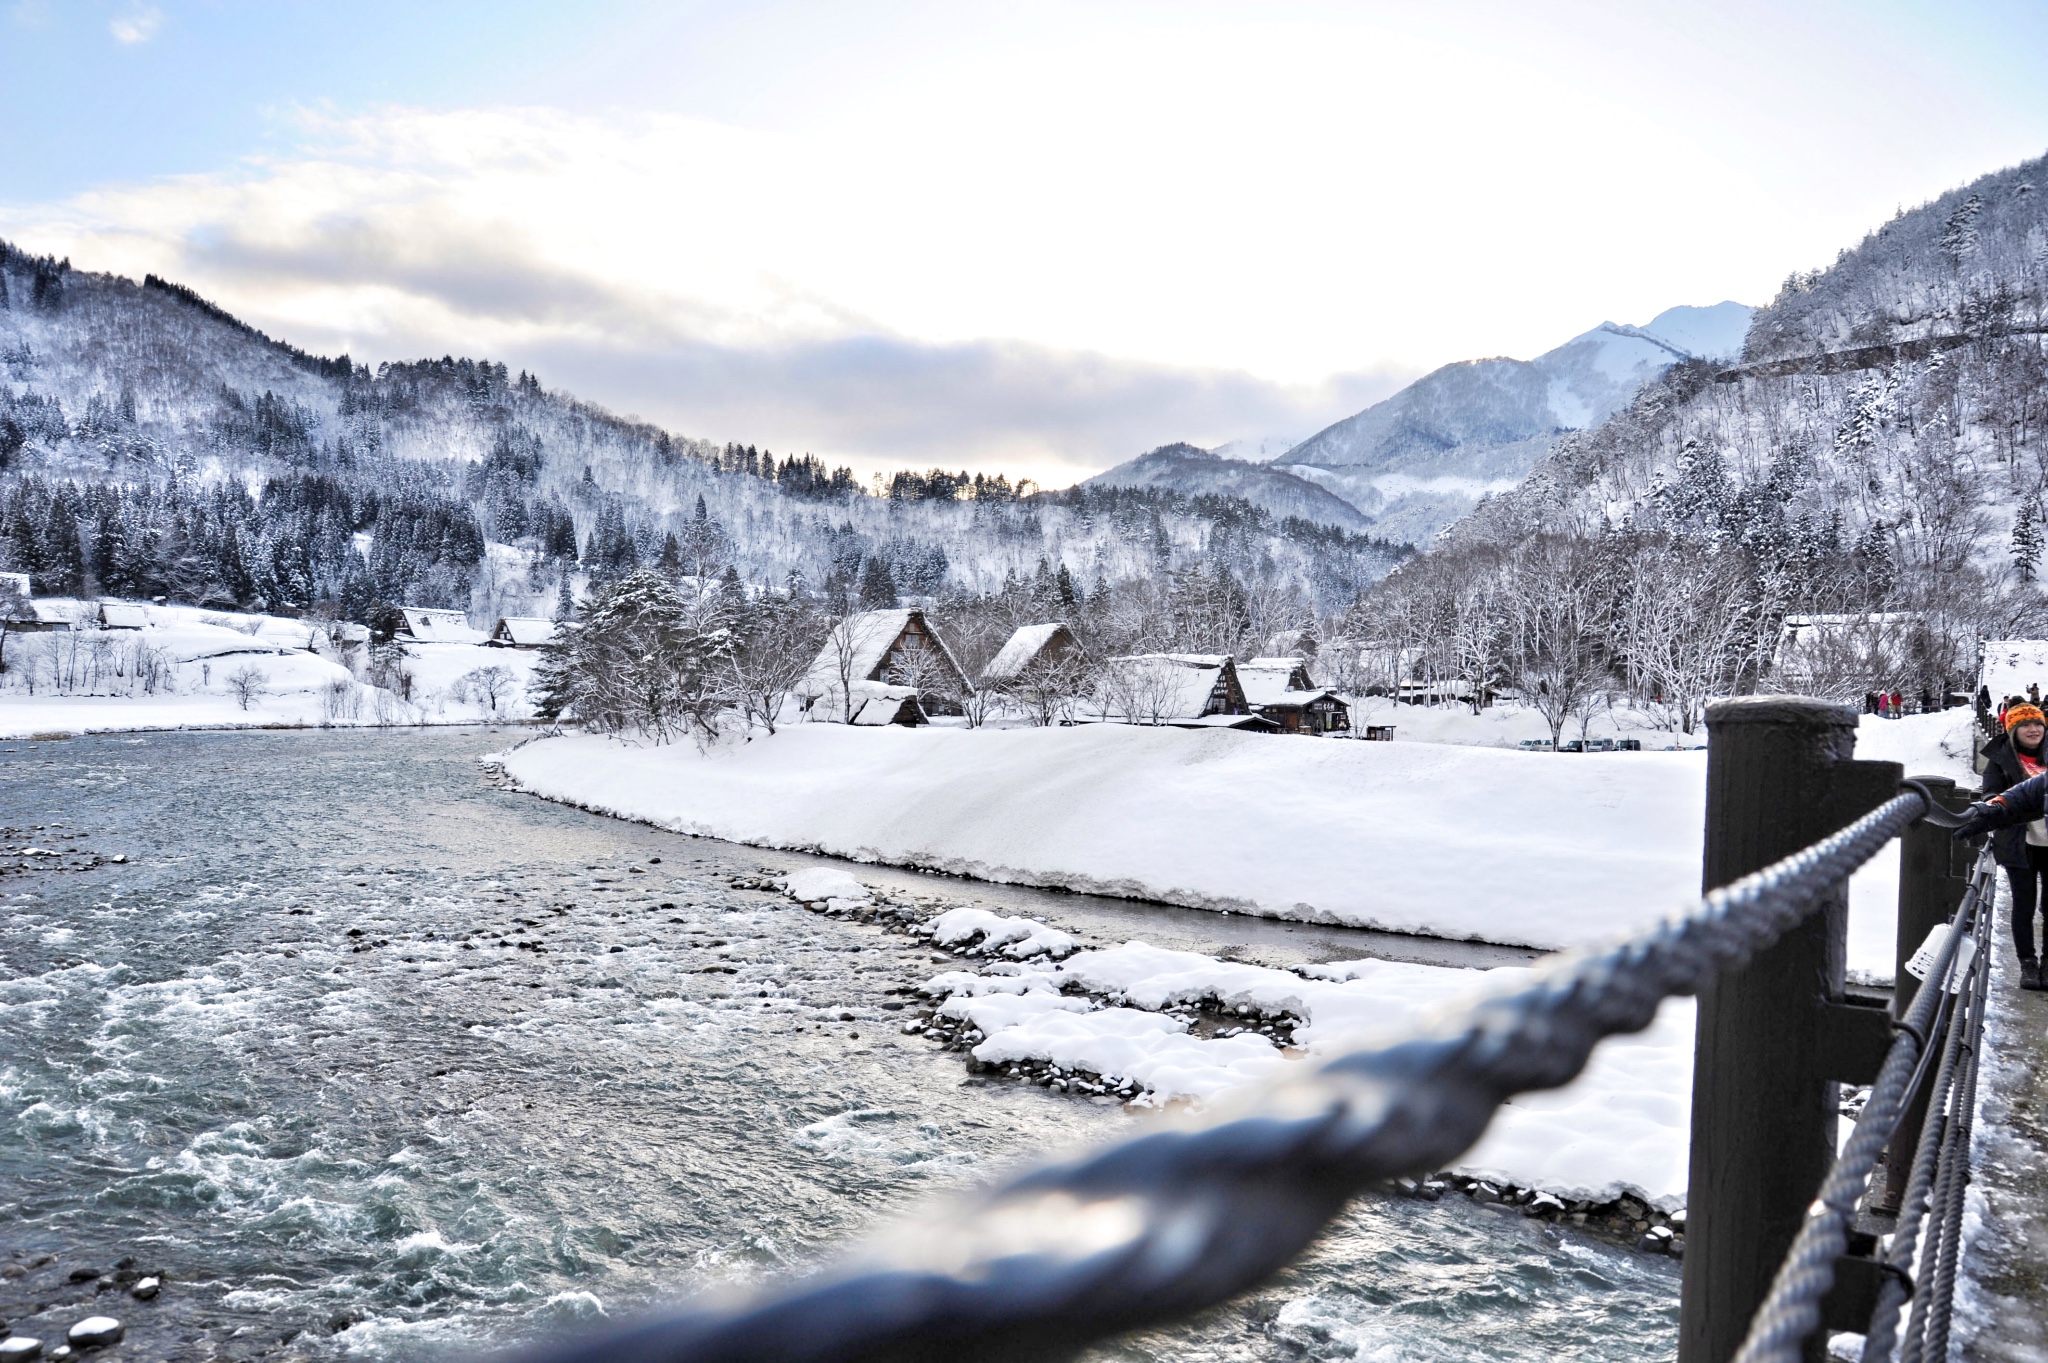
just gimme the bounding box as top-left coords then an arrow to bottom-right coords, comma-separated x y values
1952,701 -> 2048,990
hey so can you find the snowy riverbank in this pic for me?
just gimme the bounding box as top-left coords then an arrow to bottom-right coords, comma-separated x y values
496,711 -> 1976,977
0,610 -> 540,736
782,870 -> 1694,1211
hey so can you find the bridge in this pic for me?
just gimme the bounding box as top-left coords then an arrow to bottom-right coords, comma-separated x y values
510,696 -> 2046,1363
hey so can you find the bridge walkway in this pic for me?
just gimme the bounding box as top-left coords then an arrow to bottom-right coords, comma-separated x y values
1968,895 -> 2048,1362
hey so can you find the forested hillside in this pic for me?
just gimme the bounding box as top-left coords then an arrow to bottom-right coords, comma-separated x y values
0,244 -> 1406,647
1359,151 -> 2048,726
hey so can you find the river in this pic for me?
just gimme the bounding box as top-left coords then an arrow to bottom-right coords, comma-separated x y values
0,728 -> 1679,1360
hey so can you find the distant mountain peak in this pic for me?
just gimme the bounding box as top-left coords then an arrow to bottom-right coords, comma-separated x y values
1261,301 -> 1755,544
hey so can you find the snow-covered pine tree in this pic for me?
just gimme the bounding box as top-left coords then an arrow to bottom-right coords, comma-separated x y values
2014,498 -> 2042,585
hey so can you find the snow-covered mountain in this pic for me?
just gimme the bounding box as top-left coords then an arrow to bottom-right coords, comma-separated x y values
1207,435 -> 1301,463
0,244 -> 1408,624
1273,302 -> 1753,543
1384,149 -> 2048,700
1083,442 -> 1372,529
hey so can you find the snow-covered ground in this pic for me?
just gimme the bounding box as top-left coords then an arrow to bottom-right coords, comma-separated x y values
499,709 -> 1977,978
0,602 -> 542,736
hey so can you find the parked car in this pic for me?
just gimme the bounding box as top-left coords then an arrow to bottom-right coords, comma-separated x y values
1558,740 -> 1585,753
1584,738 -> 1616,753
1517,738 -> 1549,751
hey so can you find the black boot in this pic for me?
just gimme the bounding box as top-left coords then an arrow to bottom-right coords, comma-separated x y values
2023,958 -> 2047,991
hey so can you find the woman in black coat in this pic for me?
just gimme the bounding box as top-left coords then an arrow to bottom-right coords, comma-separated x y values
1976,702 -> 2048,989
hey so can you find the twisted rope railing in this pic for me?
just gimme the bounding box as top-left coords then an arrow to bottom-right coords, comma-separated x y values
1733,844 -> 1994,1363
516,790 -> 1935,1363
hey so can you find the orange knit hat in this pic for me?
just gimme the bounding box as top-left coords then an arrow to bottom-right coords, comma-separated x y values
2006,704 -> 2046,731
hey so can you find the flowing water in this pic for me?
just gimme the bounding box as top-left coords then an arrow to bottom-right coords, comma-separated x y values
0,729 -> 1680,1361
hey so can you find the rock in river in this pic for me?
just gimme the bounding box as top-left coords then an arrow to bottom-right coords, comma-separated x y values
0,1337 -> 44,1362
65,1318 -> 122,1349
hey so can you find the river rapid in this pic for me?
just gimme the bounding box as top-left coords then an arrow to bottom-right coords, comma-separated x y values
0,729 -> 1680,1361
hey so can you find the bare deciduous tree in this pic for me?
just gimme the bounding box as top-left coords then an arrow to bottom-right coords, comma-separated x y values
728,594 -> 826,734
455,664 -> 521,717
226,664 -> 267,711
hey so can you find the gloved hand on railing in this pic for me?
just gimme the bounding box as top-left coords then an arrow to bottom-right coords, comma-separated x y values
1949,801 -> 2003,841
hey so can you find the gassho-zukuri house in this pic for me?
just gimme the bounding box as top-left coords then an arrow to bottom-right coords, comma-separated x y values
488,616 -> 559,649
1237,657 -> 1352,735
797,608 -> 972,726
980,622 -> 1081,686
1101,653 -> 1278,731
394,607 -> 488,645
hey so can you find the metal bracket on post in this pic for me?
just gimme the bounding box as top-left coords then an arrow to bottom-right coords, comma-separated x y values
1678,698 -> 1902,1363
1871,773 -> 1968,1216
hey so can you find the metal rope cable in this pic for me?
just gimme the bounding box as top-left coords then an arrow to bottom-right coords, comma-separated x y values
1903,894 -> 1992,1363
513,791 -> 1932,1363
1861,853 -> 1995,1363
1730,845 -> 1992,1363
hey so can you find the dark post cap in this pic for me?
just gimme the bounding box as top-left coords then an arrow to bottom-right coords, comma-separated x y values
1705,695 -> 1860,729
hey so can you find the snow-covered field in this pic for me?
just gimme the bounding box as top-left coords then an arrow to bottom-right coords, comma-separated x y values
0,603 -> 541,737
499,709 -> 1977,978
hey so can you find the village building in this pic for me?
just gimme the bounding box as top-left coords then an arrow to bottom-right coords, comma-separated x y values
394,607 -> 489,645
98,602 -> 150,629
1771,611 -> 1921,697
1101,653 -> 1266,728
980,622 -> 1081,686
488,616 -> 559,650
798,608 -> 970,724
8,597 -> 97,632
1237,656 -> 1352,735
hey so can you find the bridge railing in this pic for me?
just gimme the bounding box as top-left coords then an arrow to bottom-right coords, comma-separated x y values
509,695 -> 1994,1363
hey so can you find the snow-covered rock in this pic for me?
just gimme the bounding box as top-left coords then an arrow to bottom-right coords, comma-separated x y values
65,1319 -> 122,1349
782,868 -> 872,904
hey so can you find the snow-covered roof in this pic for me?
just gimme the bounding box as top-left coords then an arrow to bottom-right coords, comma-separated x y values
851,692 -> 927,726
398,607 -> 488,645
982,622 -> 1074,683
490,616 -> 558,648
803,609 -> 913,692
28,598 -> 95,626
1237,659 -> 1315,707
99,602 -> 150,629
800,609 -> 967,699
1167,713 -> 1280,731
1106,654 -> 1243,721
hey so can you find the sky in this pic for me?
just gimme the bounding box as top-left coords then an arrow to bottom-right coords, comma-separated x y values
3,0 -> 2047,488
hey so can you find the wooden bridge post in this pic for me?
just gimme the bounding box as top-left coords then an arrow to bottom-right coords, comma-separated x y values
1873,774 -> 1968,1210
1678,697 -> 1900,1363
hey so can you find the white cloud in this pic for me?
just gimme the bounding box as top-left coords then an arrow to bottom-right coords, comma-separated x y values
108,4 -> 162,44
0,103 -> 1423,480
7,4 -> 2037,480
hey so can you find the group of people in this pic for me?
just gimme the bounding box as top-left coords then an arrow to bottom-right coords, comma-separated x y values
1865,689 -> 1929,718
1992,684 -> 2044,730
